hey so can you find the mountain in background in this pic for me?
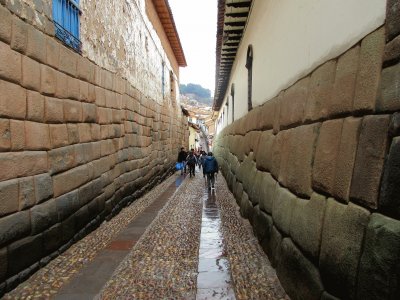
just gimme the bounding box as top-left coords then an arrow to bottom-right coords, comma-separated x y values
180,83 -> 212,106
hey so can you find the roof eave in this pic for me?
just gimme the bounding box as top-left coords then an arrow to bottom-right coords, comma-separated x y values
152,0 -> 187,67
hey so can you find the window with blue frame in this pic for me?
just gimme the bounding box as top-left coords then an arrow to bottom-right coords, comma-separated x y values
52,0 -> 81,53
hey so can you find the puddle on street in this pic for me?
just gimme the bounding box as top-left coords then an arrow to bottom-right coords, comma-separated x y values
196,189 -> 236,299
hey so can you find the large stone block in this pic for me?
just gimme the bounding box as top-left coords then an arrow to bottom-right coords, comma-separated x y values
255,130 -> 274,172
61,214 -> 76,243
304,61 -> 336,122
79,80 -> 88,102
0,5 -> 12,44
59,46 -> 77,77
67,124 -> 79,144
25,121 -> 50,150
18,176 -> 35,210
46,36 -> 59,70
66,76 -> 80,100
74,205 -> 91,231
332,117 -> 362,203
273,94 -> 282,134
0,211 -> 30,247
353,27 -> 385,113
272,185 -> 296,236
277,129 -> 292,187
21,55 -> 40,91
0,151 -> 48,182
10,16 -> 27,54
7,234 -> 44,276
238,154 -> 256,194
78,177 -> 104,207
26,24 -> 46,63
42,223 -> 63,255
240,192 -> 253,221
380,137 -> 400,217
30,199 -> 58,234
358,213 -> 400,299
386,0 -> 400,42
277,238 -> 324,300
63,99 -> 82,123
252,205 -> 273,243
40,64 -> 56,96
0,179 -> 19,217
0,79 -> 26,119
0,40 -> 21,84
49,124 -> 69,148
54,71 -> 68,98
44,97 -> 64,123
248,170 -> 262,205
77,56 -> 91,82
377,62 -> 400,112
0,119 -> 10,151
271,131 -> 286,179
82,103 -> 97,123
243,131 -> 260,157
350,115 -> 390,209
290,193 -> 326,261
312,119 -> 343,195
34,173 -> 53,204
279,77 -> 309,129
55,190 -> 80,222
328,46 -> 360,117
53,164 -> 91,197
0,247 -> 6,282
10,119 -> 25,150
78,123 -> 92,143
383,34 -> 400,66
48,145 -> 76,175
264,225 -> 282,268
287,123 -> 320,198
257,172 -> 277,214
319,199 -> 370,299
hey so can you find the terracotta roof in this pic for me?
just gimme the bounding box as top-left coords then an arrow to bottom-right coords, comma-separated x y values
214,0 -> 252,110
152,0 -> 187,67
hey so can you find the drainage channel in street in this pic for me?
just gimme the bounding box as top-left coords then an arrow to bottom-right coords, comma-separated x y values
196,189 -> 236,299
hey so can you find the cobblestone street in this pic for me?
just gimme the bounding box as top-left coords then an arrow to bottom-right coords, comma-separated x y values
4,168 -> 287,300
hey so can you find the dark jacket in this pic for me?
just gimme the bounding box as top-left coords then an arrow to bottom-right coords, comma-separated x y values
203,156 -> 218,174
177,150 -> 187,163
187,154 -> 197,166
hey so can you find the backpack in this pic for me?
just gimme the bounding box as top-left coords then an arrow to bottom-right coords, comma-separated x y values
187,155 -> 196,166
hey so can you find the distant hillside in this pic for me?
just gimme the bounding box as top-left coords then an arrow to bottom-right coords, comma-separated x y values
180,83 -> 212,105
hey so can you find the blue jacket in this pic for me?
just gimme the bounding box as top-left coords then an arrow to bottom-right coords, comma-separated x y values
203,156 -> 218,174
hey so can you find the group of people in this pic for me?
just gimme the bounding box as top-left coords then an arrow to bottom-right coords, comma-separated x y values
177,148 -> 219,190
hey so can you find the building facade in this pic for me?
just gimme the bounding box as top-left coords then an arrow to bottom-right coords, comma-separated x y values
0,0 -> 188,292
213,0 -> 400,299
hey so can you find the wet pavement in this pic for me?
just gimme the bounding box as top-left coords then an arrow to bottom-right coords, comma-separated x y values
4,168 -> 288,299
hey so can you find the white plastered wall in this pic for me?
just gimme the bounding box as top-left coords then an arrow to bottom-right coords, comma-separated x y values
217,0 -> 386,128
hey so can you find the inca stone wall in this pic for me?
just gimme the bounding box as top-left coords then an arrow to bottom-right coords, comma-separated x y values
213,4 -> 400,299
0,0 -> 188,294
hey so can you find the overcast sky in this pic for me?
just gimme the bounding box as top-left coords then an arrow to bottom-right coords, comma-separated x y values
169,0 -> 218,96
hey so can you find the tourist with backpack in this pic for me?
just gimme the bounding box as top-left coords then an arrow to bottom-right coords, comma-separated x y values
177,147 -> 187,175
186,149 -> 197,178
203,152 -> 219,190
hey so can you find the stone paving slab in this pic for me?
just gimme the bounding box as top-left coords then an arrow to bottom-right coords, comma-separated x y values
4,175 -> 178,299
99,173 -> 204,299
5,169 -> 289,299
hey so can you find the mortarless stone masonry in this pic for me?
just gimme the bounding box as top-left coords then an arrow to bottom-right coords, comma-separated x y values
0,0 -> 188,293
214,23 -> 400,300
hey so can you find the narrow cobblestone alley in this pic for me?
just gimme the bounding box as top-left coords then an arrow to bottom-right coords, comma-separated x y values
4,168 -> 288,299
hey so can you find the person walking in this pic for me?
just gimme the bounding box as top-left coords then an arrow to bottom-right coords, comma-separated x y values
186,149 -> 197,178
177,147 -> 187,175
200,151 -> 207,178
203,152 -> 219,190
